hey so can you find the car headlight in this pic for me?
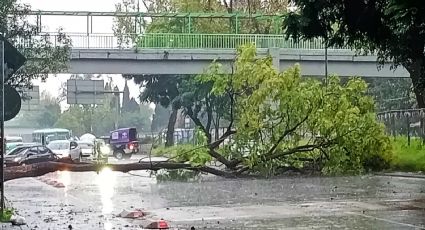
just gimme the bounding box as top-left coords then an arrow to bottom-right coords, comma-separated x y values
100,146 -> 110,155
13,157 -> 21,162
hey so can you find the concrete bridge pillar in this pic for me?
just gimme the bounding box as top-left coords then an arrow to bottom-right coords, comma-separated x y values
268,48 -> 280,71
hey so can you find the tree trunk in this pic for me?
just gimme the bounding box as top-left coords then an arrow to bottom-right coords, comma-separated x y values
407,59 -> 425,108
215,115 -> 220,141
165,108 -> 178,147
4,161 -> 239,182
412,82 -> 425,108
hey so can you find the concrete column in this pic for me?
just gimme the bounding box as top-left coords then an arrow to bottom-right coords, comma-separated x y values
268,48 -> 280,71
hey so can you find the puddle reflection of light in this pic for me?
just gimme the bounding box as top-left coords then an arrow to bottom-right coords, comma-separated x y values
96,167 -> 116,214
58,171 -> 71,194
104,222 -> 113,230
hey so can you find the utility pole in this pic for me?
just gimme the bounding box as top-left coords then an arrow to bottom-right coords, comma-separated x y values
324,37 -> 329,85
115,93 -> 120,129
0,40 -> 5,214
325,46 -> 328,81
113,86 -> 121,130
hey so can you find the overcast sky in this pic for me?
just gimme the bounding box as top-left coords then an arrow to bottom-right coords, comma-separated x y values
21,0 -> 142,106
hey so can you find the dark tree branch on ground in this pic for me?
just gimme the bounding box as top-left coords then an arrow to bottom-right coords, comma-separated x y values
4,161 -> 240,182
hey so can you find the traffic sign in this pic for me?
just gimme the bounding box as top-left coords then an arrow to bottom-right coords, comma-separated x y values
67,79 -> 105,105
3,85 -> 22,121
0,35 -> 26,81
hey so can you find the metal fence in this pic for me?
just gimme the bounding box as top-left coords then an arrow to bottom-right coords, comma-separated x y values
16,33 -> 351,50
137,33 -> 347,50
139,127 -> 233,147
377,109 -> 425,144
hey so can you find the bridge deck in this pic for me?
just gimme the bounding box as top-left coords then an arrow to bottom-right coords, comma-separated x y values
15,33 -> 409,77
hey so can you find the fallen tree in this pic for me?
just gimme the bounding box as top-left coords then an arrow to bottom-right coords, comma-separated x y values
4,161 -> 238,182
5,45 -> 394,181
149,45 -> 393,176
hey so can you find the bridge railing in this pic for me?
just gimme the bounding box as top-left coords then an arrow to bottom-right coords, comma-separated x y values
22,33 -> 350,50
137,33 -> 340,49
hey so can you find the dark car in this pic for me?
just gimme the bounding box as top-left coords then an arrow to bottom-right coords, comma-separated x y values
6,144 -> 35,156
108,127 -> 139,160
4,145 -> 58,167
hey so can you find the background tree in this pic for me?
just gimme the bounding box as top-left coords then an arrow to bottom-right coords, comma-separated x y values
112,0 -> 144,47
119,104 -> 153,133
54,105 -> 88,136
151,105 -> 172,132
132,75 -> 180,146
36,91 -> 61,128
122,80 -> 131,112
366,78 -> 415,111
284,0 -> 425,108
1,0 -> 71,90
137,0 -> 288,34
6,91 -> 61,128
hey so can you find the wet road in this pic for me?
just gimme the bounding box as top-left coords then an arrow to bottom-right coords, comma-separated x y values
2,156 -> 425,229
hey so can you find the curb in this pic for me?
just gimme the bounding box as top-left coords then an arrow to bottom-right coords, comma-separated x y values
375,172 -> 425,179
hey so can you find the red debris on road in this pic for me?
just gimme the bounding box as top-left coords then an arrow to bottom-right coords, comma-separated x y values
145,219 -> 169,229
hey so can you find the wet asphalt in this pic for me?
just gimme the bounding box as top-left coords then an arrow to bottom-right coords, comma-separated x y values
1,156 -> 424,229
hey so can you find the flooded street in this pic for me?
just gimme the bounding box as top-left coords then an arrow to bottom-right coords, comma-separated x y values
2,165 -> 425,229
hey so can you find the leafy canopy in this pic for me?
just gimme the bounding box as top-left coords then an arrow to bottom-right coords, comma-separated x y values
1,0 -> 71,89
202,44 -> 392,175
284,0 -> 425,107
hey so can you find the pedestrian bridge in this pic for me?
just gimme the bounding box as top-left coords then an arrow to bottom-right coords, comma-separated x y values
51,33 -> 409,77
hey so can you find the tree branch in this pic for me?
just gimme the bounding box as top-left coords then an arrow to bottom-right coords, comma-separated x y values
209,130 -> 236,149
186,107 -> 209,136
205,96 -> 213,140
265,143 -> 327,162
4,161 -> 239,182
265,111 -> 311,156
208,149 -> 233,168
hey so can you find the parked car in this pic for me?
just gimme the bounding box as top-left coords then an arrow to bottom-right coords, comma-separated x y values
47,140 -> 81,162
6,143 -> 38,155
5,136 -> 23,152
108,127 -> 139,160
4,145 -> 58,167
77,140 -> 94,159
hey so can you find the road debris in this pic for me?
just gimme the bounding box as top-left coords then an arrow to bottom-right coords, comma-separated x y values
118,209 -> 146,218
10,215 -> 26,226
145,219 -> 169,229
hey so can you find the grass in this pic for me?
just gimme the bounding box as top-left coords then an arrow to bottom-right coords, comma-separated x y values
390,136 -> 425,172
0,208 -> 14,222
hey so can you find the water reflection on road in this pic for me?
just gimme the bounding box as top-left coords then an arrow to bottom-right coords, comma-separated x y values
57,170 -> 71,194
96,167 -> 116,215
3,158 -> 425,229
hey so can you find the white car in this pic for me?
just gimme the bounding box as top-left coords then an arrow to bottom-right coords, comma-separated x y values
77,141 -> 94,159
47,140 -> 81,162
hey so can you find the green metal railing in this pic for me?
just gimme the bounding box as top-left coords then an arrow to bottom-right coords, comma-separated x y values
137,33 -> 347,50
22,33 -> 349,50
